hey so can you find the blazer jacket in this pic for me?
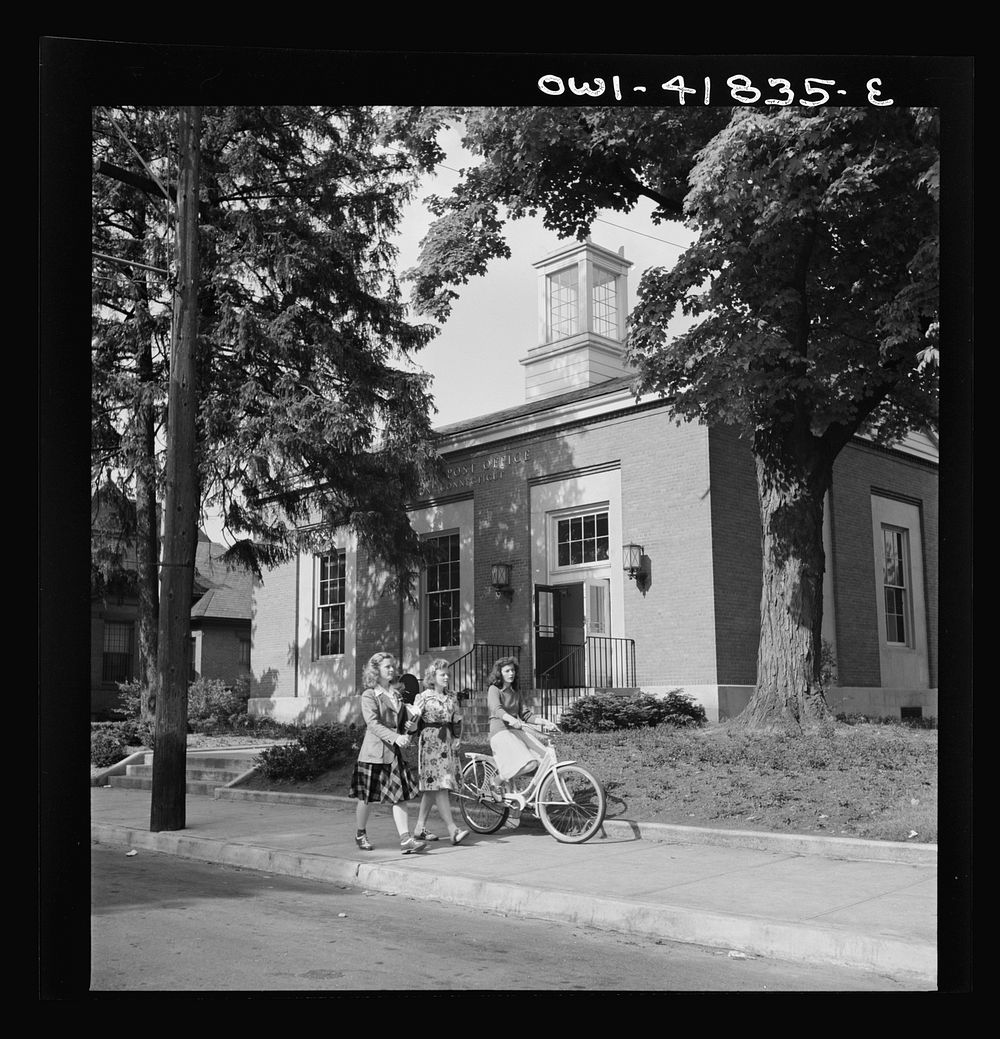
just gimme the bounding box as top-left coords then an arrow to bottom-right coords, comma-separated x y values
357,686 -> 406,764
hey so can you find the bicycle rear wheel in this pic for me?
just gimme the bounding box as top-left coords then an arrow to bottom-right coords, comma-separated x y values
459,759 -> 509,834
536,764 -> 606,844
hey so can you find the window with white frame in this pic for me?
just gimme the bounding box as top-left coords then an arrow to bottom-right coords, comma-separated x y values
102,620 -> 134,683
424,532 -> 460,649
881,526 -> 912,646
239,637 -> 251,669
316,550 -> 347,657
592,266 -> 619,339
547,265 -> 578,341
555,509 -> 610,568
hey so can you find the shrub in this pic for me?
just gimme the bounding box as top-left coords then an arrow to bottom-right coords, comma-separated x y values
255,744 -> 316,782
254,723 -> 357,781
188,677 -> 247,731
297,723 -> 355,766
112,679 -> 145,721
91,725 -> 130,768
559,691 -> 707,733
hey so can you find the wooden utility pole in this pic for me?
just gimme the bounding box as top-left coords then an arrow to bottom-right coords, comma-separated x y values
150,107 -> 202,832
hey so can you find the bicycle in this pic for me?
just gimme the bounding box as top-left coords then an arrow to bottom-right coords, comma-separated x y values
456,723 -> 606,844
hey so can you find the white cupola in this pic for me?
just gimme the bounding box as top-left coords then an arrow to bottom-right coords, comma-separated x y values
519,238 -> 633,402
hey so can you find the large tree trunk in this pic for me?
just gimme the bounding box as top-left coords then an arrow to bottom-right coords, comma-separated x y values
735,429 -> 834,732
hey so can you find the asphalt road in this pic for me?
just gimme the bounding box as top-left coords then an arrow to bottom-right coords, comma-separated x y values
88,844 -> 920,992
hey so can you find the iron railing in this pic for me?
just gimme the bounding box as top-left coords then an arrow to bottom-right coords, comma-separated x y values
537,636 -> 636,718
448,643 -> 522,701
538,635 -> 636,689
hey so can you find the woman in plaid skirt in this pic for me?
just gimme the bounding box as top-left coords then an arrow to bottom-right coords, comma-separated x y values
349,652 -> 427,854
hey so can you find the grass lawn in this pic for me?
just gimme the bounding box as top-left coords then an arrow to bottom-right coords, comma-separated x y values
239,720 -> 937,844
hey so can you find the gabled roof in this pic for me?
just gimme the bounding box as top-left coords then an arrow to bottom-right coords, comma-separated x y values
191,535 -> 254,621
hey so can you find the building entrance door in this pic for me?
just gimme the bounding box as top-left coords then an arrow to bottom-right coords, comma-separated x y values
533,585 -> 562,686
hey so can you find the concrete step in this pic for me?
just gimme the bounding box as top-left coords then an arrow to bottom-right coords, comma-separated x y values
125,763 -> 245,784
137,752 -> 262,771
185,754 -> 260,771
108,751 -> 261,796
108,775 -> 223,795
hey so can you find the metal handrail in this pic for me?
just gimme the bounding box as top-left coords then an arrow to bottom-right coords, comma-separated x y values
448,643 -> 522,700
537,635 -> 636,690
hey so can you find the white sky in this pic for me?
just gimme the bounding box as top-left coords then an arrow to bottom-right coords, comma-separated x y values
393,123 -> 696,429
201,118 -> 696,543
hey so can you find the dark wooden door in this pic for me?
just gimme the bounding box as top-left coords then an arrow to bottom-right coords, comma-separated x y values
533,585 -> 562,687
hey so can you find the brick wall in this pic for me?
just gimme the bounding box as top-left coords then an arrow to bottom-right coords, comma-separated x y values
196,624 -> 250,687
619,413 -> 718,685
708,426 -> 763,685
251,556 -> 298,699
434,405 -> 719,687
829,441 -> 938,688
353,544 -> 405,692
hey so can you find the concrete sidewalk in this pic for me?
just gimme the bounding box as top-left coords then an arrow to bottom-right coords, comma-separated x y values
90,785 -> 937,987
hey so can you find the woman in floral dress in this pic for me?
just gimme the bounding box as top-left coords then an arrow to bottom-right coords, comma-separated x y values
411,658 -> 469,845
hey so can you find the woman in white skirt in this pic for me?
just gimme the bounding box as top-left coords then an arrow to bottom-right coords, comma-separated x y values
486,656 -> 557,792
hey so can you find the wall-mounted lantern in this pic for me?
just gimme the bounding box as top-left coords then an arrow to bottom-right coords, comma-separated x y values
623,543 -> 644,582
490,561 -> 514,600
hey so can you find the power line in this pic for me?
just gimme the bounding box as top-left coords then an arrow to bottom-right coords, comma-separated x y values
593,217 -> 687,250
430,162 -> 688,250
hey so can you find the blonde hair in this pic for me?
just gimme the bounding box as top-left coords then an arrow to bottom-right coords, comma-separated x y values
423,657 -> 451,689
362,651 -> 397,690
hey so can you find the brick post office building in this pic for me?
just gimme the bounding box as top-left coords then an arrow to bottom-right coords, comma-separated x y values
249,240 -> 938,729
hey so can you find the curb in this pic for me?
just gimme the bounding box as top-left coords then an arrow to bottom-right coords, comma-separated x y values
214,787 -> 937,865
90,820 -> 936,984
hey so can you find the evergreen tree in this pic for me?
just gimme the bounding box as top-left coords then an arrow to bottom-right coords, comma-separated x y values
92,106 -> 444,606
92,107 -> 173,712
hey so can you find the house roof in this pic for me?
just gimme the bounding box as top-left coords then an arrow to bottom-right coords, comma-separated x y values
190,536 -> 253,621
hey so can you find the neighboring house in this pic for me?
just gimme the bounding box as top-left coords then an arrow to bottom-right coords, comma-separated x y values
90,499 -> 253,719
248,239 -> 939,727
189,532 -> 254,691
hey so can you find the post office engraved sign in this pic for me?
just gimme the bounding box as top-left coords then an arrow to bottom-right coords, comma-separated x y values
439,448 -> 532,489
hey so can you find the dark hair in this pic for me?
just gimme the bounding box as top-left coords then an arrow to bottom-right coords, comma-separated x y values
397,673 -> 420,704
485,656 -> 519,691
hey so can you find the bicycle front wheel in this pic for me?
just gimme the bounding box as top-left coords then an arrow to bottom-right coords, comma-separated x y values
536,764 -> 606,844
459,759 -> 509,834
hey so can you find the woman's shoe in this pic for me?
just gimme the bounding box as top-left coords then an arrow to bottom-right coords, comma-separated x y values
451,828 -> 469,846
400,836 -> 427,855
355,834 -> 373,851
413,829 -> 440,841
